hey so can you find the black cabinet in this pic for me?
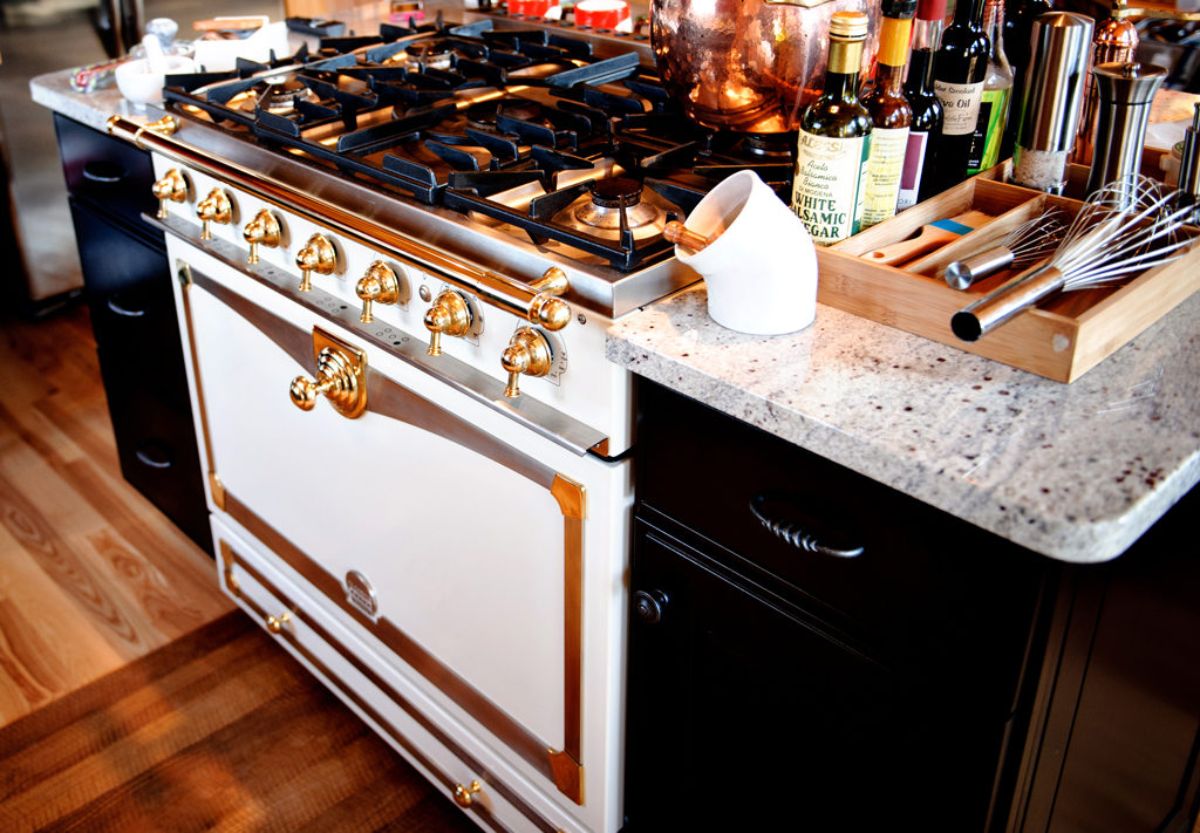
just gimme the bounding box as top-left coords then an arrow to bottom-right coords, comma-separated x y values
57,114 -> 211,555
625,379 -> 1055,832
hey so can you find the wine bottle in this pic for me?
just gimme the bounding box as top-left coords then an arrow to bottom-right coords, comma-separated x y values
931,0 -> 990,191
898,0 -> 946,209
791,11 -> 873,245
861,0 -> 916,227
968,0 -> 1013,173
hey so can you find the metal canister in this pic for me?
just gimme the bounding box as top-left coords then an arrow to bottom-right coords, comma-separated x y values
1011,12 -> 1095,194
1073,13 -> 1139,163
1085,62 -> 1167,197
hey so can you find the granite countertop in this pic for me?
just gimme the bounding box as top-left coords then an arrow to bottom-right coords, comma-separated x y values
30,68 -> 144,133
607,286 -> 1200,564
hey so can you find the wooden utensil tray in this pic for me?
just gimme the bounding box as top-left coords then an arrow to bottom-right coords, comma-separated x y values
815,173 -> 1200,382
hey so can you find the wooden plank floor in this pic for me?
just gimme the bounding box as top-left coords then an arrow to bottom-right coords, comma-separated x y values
0,306 -> 232,727
0,611 -> 479,833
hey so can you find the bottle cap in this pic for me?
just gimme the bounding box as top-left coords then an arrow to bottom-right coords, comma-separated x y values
915,0 -> 947,22
881,0 -> 918,18
830,10 -> 869,39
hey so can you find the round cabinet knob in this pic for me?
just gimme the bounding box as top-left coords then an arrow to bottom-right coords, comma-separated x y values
633,589 -> 669,625
295,233 -> 337,292
452,780 -> 482,808
355,261 -> 401,323
500,326 -> 553,399
289,345 -> 366,418
265,612 -> 290,634
527,266 -> 572,331
151,168 -> 188,219
423,289 -> 472,356
243,209 -> 282,265
196,187 -> 233,240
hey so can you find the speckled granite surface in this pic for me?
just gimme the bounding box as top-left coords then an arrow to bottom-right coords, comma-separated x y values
607,286 -> 1200,564
30,69 -> 141,133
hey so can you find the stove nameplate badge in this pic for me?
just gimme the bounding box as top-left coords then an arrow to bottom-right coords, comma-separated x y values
345,570 -> 380,621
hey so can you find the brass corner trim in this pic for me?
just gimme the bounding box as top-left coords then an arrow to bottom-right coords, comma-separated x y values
547,749 -> 584,805
209,472 -> 226,511
217,540 -> 237,592
550,474 -> 586,520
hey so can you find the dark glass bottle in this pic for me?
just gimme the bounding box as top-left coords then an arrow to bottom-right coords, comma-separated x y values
791,11 -> 873,245
931,0 -> 991,192
861,0 -> 916,227
899,0 -> 946,208
968,0 -> 1014,173
1002,0 -> 1053,157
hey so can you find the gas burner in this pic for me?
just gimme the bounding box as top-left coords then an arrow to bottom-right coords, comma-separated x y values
262,79 -> 320,114
740,132 -> 795,160
404,40 -> 454,69
466,97 -> 545,131
563,177 -> 669,241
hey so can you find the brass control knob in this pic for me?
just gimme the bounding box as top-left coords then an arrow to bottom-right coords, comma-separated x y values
527,266 -> 571,331
501,326 -> 553,398
423,289 -> 472,356
295,233 -> 337,292
289,345 -> 366,418
151,168 -> 188,219
265,612 -> 290,634
243,209 -> 282,265
355,261 -> 401,323
453,780 -> 482,808
196,187 -> 233,240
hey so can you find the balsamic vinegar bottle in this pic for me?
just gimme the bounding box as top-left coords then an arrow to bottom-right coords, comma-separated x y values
861,0 -> 916,227
791,11 -> 873,245
967,0 -> 1013,174
932,0 -> 991,191
898,0 -> 946,209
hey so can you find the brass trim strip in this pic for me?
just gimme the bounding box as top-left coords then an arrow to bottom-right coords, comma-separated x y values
548,474 -> 586,801
219,541 -> 559,833
110,115 -> 564,325
177,261 -> 222,511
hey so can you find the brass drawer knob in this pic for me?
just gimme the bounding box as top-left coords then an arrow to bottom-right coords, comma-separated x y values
501,326 -> 553,399
196,187 -> 233,240
151,168 -> 188,219
295,233 -> 337,292
243,209 -> 283,265
265,612 -> 290,634
355,261 -> 401,323
423,289 -> 472,356
452,780 -> 482,808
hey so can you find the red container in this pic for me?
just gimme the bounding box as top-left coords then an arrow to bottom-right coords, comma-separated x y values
574,0 -> 630,29
508,0 -> 554,17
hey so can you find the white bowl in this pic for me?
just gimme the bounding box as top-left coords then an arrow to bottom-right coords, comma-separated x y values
114,55 -> 195,108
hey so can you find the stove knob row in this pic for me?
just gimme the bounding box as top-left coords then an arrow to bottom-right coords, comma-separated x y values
423,289 -> 472,356
152,169 -> 189,219
355,261 -> 402,323
296,233 -> 338,292
243,209 -> 283,265
196,187 -> 233,240
501,327 -> 553,399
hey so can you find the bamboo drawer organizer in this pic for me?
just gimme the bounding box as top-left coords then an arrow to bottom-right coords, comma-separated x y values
814,162 -> 1200,382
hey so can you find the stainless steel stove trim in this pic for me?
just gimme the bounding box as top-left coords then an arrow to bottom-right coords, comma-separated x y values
109,112 -> 697,318
157,215 -> 607,456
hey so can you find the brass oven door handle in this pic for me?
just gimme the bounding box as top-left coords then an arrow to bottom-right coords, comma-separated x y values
288,328 -> 368,419
748,493 -> 865,558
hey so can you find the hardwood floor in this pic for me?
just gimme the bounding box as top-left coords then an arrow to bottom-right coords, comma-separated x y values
0,305 -> 232,727
0,611 -> 479,833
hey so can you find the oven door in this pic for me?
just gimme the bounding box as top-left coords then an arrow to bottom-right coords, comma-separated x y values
166,237 -> 629,832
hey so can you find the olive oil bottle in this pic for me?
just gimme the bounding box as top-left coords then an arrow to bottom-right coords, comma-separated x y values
931,0 -> 990,192
861,0 -> 916,227
792,11 -> 873,245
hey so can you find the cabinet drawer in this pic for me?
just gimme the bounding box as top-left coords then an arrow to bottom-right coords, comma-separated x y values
636,380 -> 1045,657
55,113 -> 157,231
212,518 -> 583,833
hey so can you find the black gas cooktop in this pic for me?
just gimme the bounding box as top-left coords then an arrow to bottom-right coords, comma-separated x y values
162,18 -> 793,272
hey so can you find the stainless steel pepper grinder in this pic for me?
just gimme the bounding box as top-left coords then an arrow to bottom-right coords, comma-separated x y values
1085,62 -> 1166,198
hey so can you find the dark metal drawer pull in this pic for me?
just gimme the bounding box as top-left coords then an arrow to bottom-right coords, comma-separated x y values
82,161 -> 126,184
106,297 -> 146,317
748,494 -> 864,559
135,445 -> 173,469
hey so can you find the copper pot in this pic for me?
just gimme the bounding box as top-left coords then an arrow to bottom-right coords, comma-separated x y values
650,0 -> 879,133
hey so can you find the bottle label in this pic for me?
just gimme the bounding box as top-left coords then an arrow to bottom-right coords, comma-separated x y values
897,131 -> 930,210
934,80 -> 985,136
791,131 -> 870,245
862,126 -> 910,227
968,86 -> 1011,174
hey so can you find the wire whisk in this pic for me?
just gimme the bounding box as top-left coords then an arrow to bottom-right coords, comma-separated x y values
943,209 -> 1069,290
952,175 -> 1196,342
